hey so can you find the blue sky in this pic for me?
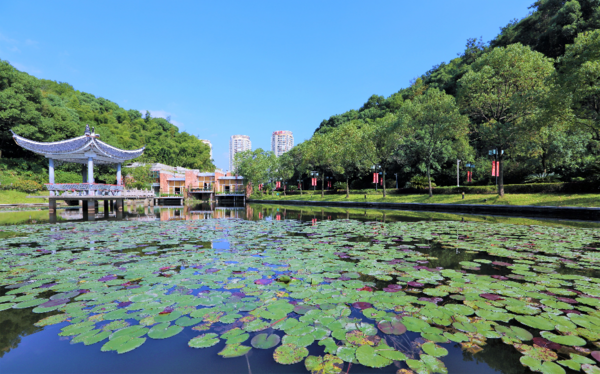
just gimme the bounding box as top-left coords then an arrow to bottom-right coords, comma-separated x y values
0,0 -> 532,170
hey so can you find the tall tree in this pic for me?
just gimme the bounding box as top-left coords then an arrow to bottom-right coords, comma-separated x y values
360,114 -> 403,198
398,88 -> 470,197
458,43 -> 555,197
556,30 -> 600,145
303,132 -> 342,197
329,121 -> 370,198
234,149 -> 276,196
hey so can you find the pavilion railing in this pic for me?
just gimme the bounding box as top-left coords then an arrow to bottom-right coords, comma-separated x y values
46,183 -> 124,197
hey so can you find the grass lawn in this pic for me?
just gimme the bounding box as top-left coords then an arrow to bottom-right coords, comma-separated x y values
0,190 -> 48,204
250,192 -> 600,207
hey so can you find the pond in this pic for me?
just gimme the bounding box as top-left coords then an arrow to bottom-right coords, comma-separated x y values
0,203 -> 599,374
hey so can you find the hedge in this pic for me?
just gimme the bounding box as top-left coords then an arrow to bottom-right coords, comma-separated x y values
276,182 -> 599,195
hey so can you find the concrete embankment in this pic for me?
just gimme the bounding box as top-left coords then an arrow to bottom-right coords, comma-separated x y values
249,199 -> 600,220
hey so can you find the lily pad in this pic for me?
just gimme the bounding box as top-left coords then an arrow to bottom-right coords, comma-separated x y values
251,333 -> 280,349
273,344 -> 309,365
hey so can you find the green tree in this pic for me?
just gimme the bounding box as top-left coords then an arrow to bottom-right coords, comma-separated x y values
303,132 -> 342,197
234,149 -> 276,196
458,43 -> 555,196
398,88 -> 470,197
556,30 -> 600,144
274,152 -> 295,196
360,114 -> 404,198
328,121 -> 371,198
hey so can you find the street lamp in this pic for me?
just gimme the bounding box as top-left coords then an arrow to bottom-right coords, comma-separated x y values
371,165 -> 381,191
488,149 -> 504,187
394,173 -> 398,189
310,171 -> 319,191
465,163 -> 475,184
457,159 -> 461,187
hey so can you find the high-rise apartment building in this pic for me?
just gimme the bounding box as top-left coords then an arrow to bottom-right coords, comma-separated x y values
198,138 -> 212,159
271,130 -> 294,157
229,135 -> 251,172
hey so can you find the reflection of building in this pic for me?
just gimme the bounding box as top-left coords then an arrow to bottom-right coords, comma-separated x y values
271,130 -> 294,157
230,135 -> 251,172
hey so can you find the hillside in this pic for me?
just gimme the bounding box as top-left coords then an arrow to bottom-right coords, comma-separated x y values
311,0 -> 600,187
0,60 -> 213,186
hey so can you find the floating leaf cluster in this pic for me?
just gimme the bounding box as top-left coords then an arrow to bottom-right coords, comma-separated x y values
1,219 -> 600,373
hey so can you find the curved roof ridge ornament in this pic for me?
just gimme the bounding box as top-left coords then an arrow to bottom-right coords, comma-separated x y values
84,124 -> 91,136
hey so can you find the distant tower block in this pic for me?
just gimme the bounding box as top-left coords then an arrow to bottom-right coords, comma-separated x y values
229,135 -> 251,172
271,130 -> 294,157
198,138 -> 212,159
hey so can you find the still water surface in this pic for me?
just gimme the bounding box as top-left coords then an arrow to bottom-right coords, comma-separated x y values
0,203 -> 598,374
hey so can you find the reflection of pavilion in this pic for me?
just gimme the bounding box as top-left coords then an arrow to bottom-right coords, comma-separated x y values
11,125 -> 146,222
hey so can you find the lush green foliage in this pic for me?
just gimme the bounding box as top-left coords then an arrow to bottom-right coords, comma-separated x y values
299,2 -> 600,195
0,59 -> 214,186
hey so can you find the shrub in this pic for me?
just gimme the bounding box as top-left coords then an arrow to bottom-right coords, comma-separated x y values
13,179 -> 45,193
524,173 -> 561,183
407,175 -> 436,190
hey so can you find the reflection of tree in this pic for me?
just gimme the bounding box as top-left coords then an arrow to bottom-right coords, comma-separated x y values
461,339 -> 528,374
0,308 -> 47,358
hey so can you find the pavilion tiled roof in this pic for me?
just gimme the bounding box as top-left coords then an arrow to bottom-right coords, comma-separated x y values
10,125 -> 144,164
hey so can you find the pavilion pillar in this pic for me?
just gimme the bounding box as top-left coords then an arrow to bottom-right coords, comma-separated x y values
82,165 -> 87,183
88,157 -> 94,183
117,163 -> 122,186
48,158 -> 55,197
104,200 -> 109,218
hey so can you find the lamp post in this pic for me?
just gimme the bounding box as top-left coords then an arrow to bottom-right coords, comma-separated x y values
457,159 -> 461,187
394,173 -> 398,189
371,165 -> 381,191
488,149 -> 504,187
310,171 -> 318,192
465,163 -> 475,183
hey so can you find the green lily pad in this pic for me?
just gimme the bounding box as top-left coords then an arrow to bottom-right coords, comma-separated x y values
218,343 -> 252,358
251,333 -> 281,349
304,355 -> 344,374
273,344 -> 309,365
189,333 -> 220,348
422,343 -> 448,357
355,345 -> 392,368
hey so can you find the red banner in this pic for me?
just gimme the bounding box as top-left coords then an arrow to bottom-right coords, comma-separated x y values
311,178 -> 317,186
467,171 -> 472,182
492,161 -> 499,177
298,183 -> 301,189
380,177 -> 383,186
373,173 -> 379,184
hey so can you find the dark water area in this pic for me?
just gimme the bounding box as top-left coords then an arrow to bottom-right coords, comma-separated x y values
0,203 -> 598,374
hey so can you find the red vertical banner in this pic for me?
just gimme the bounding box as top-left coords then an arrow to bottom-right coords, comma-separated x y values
311,178 -> 317,186
276,214 -> 281,221
298,183 -> 301,189
373,173 -> 379,184
258,212 -> 262,219
491,162 -> 496,177
379,177 -> 383,186
311,218 -> 317,226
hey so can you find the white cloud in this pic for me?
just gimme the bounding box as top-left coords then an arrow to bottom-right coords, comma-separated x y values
170,120 -> 183,129
25,39 -> 38,46
9,46 -> 20,53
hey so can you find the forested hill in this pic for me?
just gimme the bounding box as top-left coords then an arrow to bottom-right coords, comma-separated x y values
0,60 -> 214,171
315,0 -> 600,134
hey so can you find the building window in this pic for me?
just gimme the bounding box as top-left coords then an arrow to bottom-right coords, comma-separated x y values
150,171 -> 160,179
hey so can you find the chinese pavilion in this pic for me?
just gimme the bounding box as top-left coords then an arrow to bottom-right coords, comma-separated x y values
11,125 -> 145,220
